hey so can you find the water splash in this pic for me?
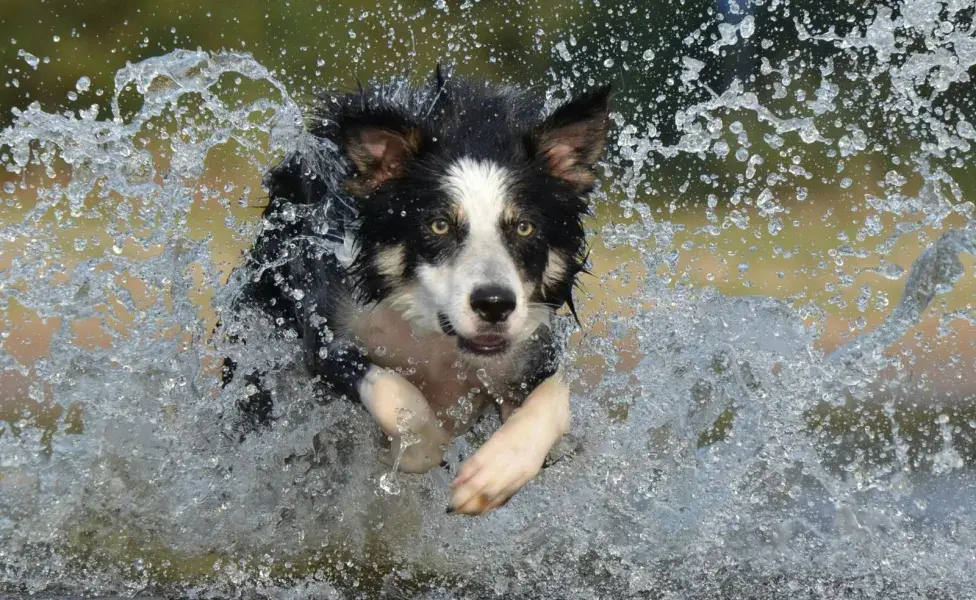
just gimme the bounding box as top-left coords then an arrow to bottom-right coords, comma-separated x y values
379,409 -> 424,496
829,222 -> 976,384
1,0 -> 975,597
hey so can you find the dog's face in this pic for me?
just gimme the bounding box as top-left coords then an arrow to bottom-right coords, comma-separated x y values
342,84 -> 611,358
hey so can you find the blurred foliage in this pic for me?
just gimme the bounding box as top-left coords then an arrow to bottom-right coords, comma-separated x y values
4,0 -> 973,205
0,0 -> 891,125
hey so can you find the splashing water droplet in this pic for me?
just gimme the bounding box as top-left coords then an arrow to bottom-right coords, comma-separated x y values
555,41 -> 572,61
378,470 -> 402,495
18,49 -> 40,69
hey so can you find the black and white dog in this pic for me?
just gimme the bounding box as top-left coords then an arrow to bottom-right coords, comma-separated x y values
222,68 -> 611,515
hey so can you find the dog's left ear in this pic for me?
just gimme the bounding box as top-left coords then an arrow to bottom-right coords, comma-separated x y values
342,118 -> 424,196
532,85 -> 612,193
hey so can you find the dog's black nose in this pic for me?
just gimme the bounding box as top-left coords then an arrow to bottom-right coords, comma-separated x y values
470,286 -> 516,323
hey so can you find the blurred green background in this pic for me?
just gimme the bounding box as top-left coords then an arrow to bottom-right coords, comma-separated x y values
2,1 -> 935,135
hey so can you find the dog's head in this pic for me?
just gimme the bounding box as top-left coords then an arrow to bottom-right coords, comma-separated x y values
338,76 -> 611,358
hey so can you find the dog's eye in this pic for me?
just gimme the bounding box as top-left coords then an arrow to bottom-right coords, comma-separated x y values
430,218 -> 451,235
515,221 -> 536,237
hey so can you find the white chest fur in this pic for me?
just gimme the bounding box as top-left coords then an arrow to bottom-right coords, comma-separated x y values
345,306 -> 516,434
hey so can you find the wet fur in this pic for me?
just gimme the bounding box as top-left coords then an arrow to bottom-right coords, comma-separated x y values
221,68 -> 610,510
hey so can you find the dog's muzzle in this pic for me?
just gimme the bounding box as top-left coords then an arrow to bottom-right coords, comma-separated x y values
438,311 -> 511,356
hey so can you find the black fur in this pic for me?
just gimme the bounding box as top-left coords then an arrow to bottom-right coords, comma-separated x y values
222,70 -> 610,431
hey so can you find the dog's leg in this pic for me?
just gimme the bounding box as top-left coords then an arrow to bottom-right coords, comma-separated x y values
358,366 -> 450,473
448,371 -> 570,515
309,341 -> 449,473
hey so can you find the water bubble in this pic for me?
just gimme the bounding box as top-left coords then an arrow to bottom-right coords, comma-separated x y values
680,56 -> 705,84
957,120 -> 976,140
280,204 -> 296,222
874,262 -> 906,280
17,49 -> 40,69
713,140 -> 730,158
799,124 -> 820,144
740,15 -> 755,38
555,41 -> 572,61
864,214 -> 883,236
727,209 -> 749,229
378,472 -> 402,495
75,76 -> 91,93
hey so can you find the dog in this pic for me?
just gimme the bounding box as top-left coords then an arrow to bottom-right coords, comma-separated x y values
220,67 -> 611,516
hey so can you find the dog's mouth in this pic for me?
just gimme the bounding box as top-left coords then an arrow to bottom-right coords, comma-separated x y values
438,312 -> 510,356
458,333 -> 510,356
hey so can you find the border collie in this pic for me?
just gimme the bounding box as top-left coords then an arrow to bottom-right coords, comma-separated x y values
222,68 -> 611,516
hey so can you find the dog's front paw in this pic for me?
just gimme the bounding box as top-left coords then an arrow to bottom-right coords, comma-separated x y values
448,408 -> 554,515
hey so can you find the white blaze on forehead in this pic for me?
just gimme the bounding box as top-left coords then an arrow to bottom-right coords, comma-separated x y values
442,157 -> 512,233
441,157 -> 521,286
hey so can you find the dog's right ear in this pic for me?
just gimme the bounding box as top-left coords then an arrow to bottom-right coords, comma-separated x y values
342,118 -> 424,196
532,85 -> 612,193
